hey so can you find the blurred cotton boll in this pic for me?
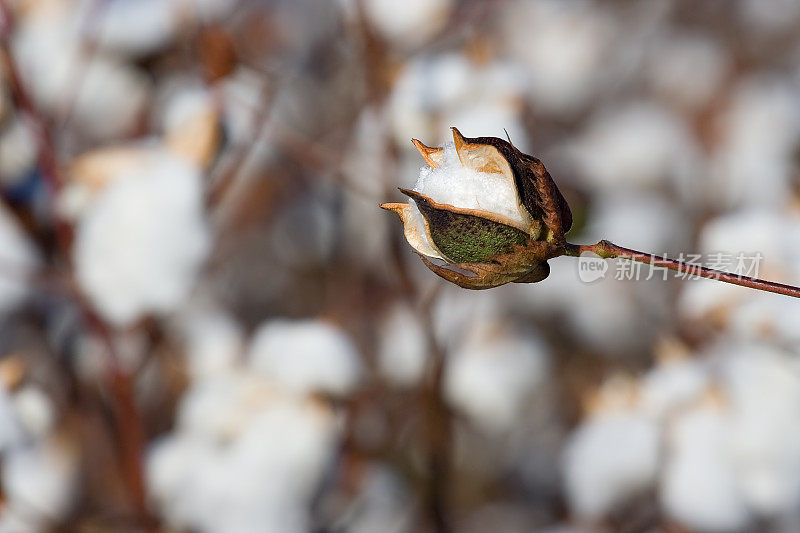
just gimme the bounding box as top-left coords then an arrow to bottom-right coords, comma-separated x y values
645,33 -> 730,111
444,324 -> 549,433
148,396 -> 337,533
0,117 -> 38,187
567,101 -> 699,196
709,76 -> 800,209
661,398 -> 750,532
563,410 -> 660,520
2,441 -> 78,529
377,303 -> 429,388
179,308 -> 244,380
0,202 -> 38,316
361,0 -> 453,49
249,319 -> 362,396
12,9 -> 151,141
499,0 -> 616,116
74,151 -> 209,327
719,343 -> 800,516
388,53 -> 530,150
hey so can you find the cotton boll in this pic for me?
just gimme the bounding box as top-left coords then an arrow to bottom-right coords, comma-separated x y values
0,202 -> 38,316
147,434 -> 218,527
430,286 -> 502,351
345,466 -> 414,533
181,309 -> 244,379
639,357 -> 708,419
719,344 -> 800,515
563,411 -> 660,519
177,375 -> 270,440
161,86 -> 221,168
645,34 -> 730,111
74,151 -> 209,327
12,386 -> 54,440
413,142 -> 530,229
727,294 -> 800,345
12,14 -> 150,140
567,101 -> 699,194
249,320 -> 362,396
377,303 -> 429,388
72,57 -> 151,141
709,77 -> 800,209
95,0 -> 175,57
0,117 -> 38,187
361,0 -> 453,48
0,383 -> 24,451
161,398 -> 337,533
500,0 -> 616,116
3,441 -> 77,522
738,0 -> 800,35
661,401 -> 750,532
444,324 -> 549,433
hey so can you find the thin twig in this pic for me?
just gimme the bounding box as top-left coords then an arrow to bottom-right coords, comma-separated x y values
565,240 -> 800,298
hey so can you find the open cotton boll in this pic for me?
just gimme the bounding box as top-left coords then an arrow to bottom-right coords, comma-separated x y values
661,402 -> 750,532
413,142 -> 529,229
74,151 -> 209,327
248,319 -> 362,396
563,411 -> 660,519
444,325 -> 549,433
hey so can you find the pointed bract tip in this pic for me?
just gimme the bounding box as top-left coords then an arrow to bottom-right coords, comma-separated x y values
411,138 -> 444,168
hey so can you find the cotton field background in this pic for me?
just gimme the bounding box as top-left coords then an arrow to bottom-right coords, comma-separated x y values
0,0 -> 799,531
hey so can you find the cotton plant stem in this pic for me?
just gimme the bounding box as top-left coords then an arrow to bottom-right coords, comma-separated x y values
564,240 -> 800,299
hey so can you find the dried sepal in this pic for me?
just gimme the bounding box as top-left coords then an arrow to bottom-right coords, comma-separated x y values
411,138 -> 444,168
379,201 -> 446,261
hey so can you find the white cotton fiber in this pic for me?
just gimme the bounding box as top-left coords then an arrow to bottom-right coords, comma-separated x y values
413,142 -> 527,228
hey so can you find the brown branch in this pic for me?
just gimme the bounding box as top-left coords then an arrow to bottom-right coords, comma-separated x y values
565,240 -> 800,298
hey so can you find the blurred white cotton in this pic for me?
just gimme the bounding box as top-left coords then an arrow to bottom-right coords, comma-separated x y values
709,77 -> 800,209
563,410 -> 659,519
661,400 -> 750,532
249,319 -> 362,396
12,10 -> 150,141
567,101 -> 698,195
444,325 -> 549,433
0,202 -> 38,315
500,0 -> 616,116
377,303 -> 429,388
74,151 -> 209,327
361,0 -> 453,48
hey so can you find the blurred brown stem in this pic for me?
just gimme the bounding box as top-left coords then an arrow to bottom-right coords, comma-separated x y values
564,240 -> 800,298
